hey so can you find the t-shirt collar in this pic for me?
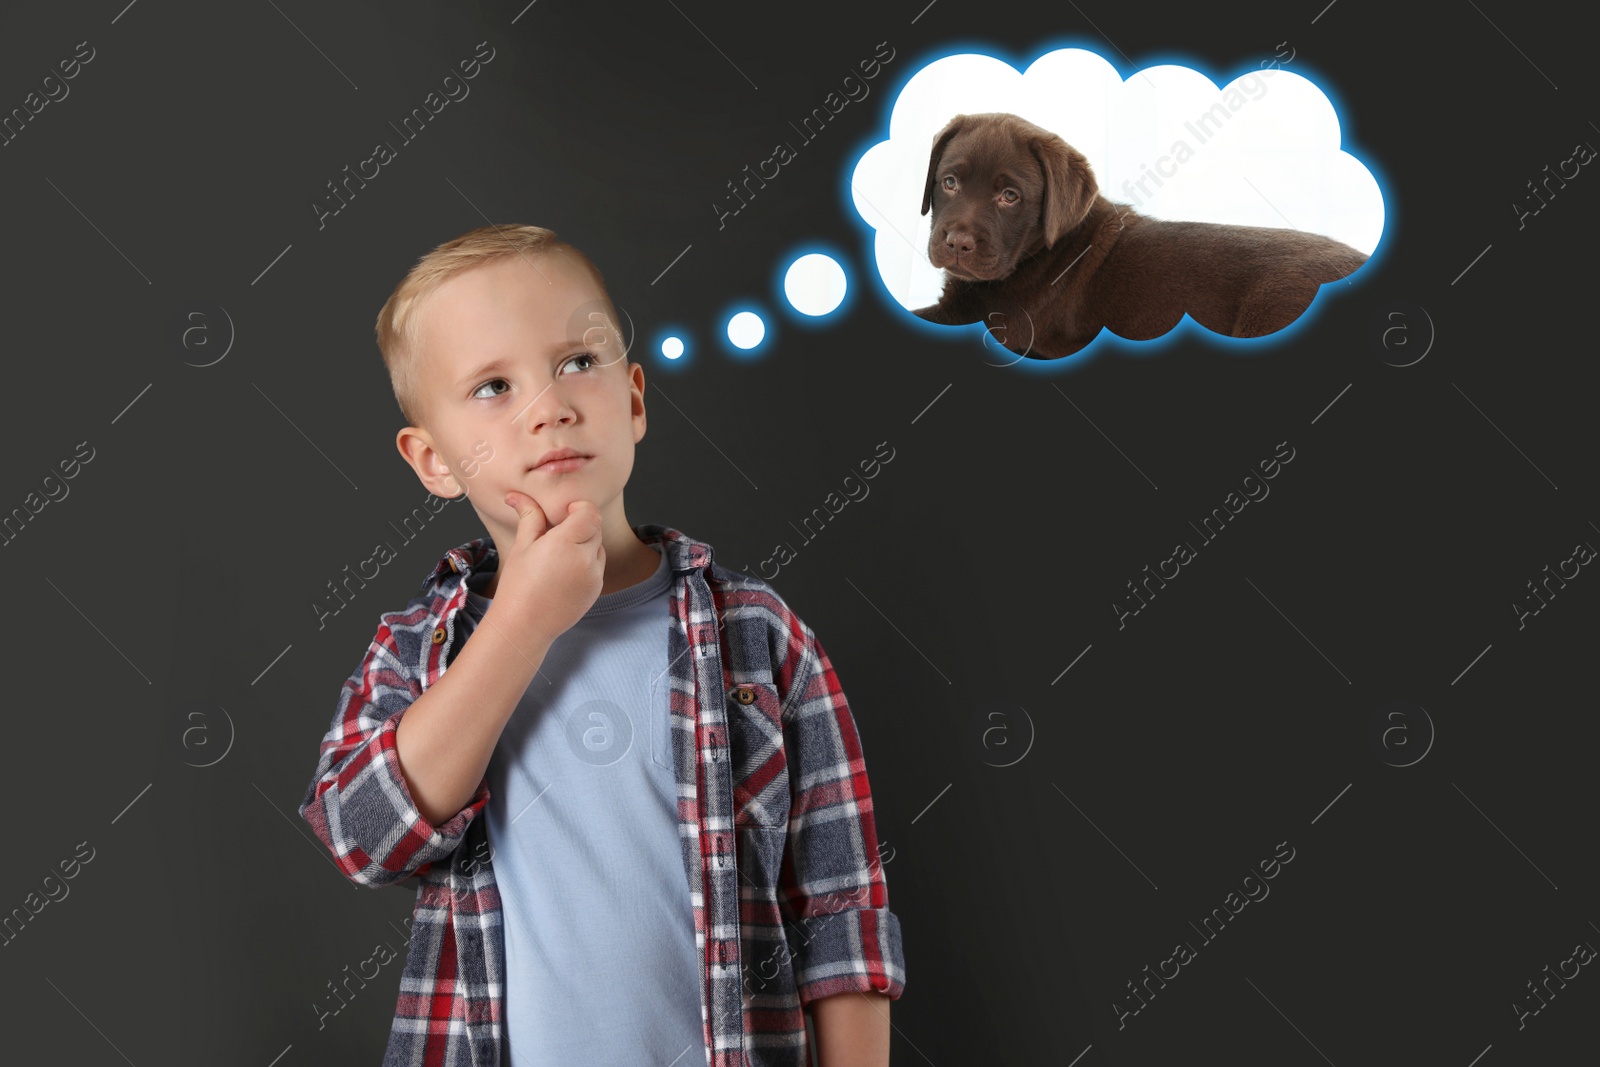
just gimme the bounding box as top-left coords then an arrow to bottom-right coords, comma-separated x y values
419,522 -> 714,597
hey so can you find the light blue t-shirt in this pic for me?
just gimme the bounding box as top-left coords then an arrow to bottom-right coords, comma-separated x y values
457,545 -> 707,1067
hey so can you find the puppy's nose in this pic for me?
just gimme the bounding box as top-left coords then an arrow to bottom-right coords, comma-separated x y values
944,229 -> 977,255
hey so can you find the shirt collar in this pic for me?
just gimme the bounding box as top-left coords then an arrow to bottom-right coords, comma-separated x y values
420,522 -> 715,595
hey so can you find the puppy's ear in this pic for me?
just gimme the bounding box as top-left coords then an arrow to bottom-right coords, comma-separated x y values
921,115 -> 968,216
1031,133 -> 1098,247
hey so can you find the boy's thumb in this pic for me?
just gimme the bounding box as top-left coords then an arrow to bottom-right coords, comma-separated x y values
505,490 -> 548,535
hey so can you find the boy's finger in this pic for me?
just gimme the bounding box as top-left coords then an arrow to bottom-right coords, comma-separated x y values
505,491 -> 549,540
573,501 -> 604,540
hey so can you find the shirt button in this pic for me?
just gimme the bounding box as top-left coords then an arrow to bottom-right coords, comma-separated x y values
432,627 -> 447,645
731,686 -> 757,705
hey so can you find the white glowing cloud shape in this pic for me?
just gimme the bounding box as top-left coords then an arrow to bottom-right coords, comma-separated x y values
850,49 -> 1385,311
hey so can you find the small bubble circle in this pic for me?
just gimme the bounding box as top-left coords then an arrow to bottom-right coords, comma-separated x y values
783,253 -> 847,316
727,311 -> 765,350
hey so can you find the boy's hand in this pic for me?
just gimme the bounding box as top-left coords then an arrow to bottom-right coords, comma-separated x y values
493,492 -> 606,648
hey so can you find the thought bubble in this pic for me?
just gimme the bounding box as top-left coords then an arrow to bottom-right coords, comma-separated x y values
647,46 -> 1383,368
654,244 -> 859,367
846,44 -> 1387,358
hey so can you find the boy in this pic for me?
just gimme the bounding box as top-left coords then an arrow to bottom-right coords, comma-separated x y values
298,225 -> 905,1067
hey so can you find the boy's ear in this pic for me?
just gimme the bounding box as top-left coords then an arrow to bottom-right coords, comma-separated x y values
628,361 -> 648,441
395,425 -> 463,498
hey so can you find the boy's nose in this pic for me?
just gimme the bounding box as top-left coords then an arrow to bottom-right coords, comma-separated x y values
510,382 -> 574,431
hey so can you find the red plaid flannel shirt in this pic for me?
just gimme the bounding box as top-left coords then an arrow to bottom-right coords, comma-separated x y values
299,523 -> 905,1065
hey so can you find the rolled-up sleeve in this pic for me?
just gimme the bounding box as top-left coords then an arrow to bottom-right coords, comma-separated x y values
775,615 -> 906,1007
298,625 -> 490,889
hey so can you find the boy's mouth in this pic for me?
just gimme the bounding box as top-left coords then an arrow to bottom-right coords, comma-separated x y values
531,447 -> 593,473
531,456 -> 590,474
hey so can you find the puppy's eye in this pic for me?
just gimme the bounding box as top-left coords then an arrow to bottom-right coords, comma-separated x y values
942,176 -> 957,190
1000,189 -> 1020,204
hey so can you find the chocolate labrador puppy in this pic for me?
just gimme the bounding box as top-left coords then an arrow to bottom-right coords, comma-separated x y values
911,112 -> 1368,357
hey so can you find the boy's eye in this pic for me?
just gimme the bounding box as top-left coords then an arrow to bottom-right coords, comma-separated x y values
560,352 -> 598,375
471,354 -> 596,400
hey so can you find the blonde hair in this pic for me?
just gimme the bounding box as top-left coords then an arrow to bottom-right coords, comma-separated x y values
374,224 -> 624,428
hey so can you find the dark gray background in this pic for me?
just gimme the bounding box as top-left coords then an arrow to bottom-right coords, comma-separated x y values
2,1 -> 1594,1064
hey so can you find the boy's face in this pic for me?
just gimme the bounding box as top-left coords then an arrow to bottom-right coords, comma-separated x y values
395,251 -> 645,552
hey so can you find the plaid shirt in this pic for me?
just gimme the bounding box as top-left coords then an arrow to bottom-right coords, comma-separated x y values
299,523 -> 905,1066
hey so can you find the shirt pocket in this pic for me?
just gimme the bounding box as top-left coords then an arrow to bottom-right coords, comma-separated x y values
650,665 -> 677,771
726,681 -> 791,830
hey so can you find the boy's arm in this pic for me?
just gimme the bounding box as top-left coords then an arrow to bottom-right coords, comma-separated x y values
298,621 -> 485,888
811,991 -> 892,1067
291,607 -> 534,895
774,615 -> 907,1009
